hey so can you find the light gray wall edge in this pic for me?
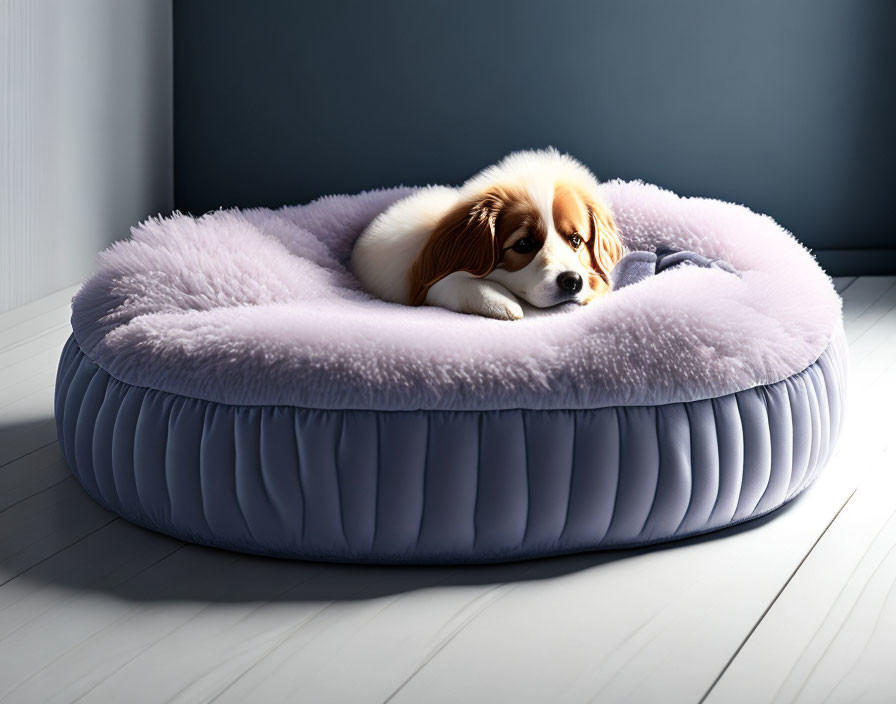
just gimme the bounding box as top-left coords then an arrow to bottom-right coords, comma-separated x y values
0,0 -> 173,314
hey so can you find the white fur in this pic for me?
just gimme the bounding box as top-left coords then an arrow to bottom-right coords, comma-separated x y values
349,185 -> 460,304
350,148 -> 608,318
428,272 -> 525,321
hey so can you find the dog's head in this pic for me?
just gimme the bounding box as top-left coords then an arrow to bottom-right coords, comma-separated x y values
409,150 -> 623,308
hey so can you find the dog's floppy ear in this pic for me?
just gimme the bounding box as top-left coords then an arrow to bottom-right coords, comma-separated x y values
586,199 -> 624,283
408,190 -> 504,306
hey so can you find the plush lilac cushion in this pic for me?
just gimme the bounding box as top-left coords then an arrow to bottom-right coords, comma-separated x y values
71,181 -> 841,411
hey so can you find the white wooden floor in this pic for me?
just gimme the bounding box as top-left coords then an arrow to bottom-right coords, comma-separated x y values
0,277 -> 894,704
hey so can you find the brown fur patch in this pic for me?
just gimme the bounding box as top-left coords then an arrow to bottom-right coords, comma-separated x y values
408,185 -> 537,305
553,181 -> 623,300
552,184 -> 590,243
497,199 -> 545,272
586,199 -> 623,282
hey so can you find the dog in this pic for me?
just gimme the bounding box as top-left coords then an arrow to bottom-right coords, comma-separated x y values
351,148 -> 624,320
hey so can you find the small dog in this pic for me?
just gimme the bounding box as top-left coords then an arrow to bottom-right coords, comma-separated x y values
351,148 -> 624,320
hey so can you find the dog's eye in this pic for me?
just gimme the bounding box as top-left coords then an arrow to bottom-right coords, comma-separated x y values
569,233 -> 583,249
511,237 -> 536,254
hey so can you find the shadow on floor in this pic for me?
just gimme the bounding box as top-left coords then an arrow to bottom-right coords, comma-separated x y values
0,417 -> 57,467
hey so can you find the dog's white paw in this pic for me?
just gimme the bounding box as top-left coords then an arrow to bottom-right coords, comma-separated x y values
426,274 -> 523,320
479,298 -> 523,321
464,282 -> 524,321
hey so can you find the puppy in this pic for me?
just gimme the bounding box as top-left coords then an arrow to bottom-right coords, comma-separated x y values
351,148 -> 623,320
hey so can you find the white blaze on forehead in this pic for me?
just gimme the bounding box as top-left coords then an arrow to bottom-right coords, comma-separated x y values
526,180 -> 557,233
521,179 -> 584,269
529,181 -> 584,273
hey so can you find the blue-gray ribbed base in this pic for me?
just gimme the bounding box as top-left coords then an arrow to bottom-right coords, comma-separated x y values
54,326 -> 846,564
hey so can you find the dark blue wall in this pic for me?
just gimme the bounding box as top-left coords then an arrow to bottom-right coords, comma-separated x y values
173,0 -> 895,274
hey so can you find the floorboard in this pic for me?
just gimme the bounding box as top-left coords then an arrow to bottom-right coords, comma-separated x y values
0,299 -> 72,467
839,277 -> 896,334
831,276 -> 856,294
0,285 -> 78,340
705,463 -> 896,704
0,444 -> 71,512
0,278 -> 890,703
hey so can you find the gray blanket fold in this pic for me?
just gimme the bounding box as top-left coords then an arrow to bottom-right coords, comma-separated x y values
612,247 -> 741,290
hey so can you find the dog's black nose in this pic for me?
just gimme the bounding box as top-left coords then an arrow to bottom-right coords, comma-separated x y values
557,271 -> 583,295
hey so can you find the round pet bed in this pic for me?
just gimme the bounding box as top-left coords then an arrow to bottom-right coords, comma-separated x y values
55,181 -> 846,563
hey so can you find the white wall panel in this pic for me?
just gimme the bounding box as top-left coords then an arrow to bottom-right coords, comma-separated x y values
1,0 -> 172,313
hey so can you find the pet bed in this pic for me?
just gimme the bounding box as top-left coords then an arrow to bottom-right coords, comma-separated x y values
55,181 -> 846,563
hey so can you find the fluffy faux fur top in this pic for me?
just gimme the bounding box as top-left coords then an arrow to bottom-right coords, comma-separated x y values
70,181 -> 842,411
